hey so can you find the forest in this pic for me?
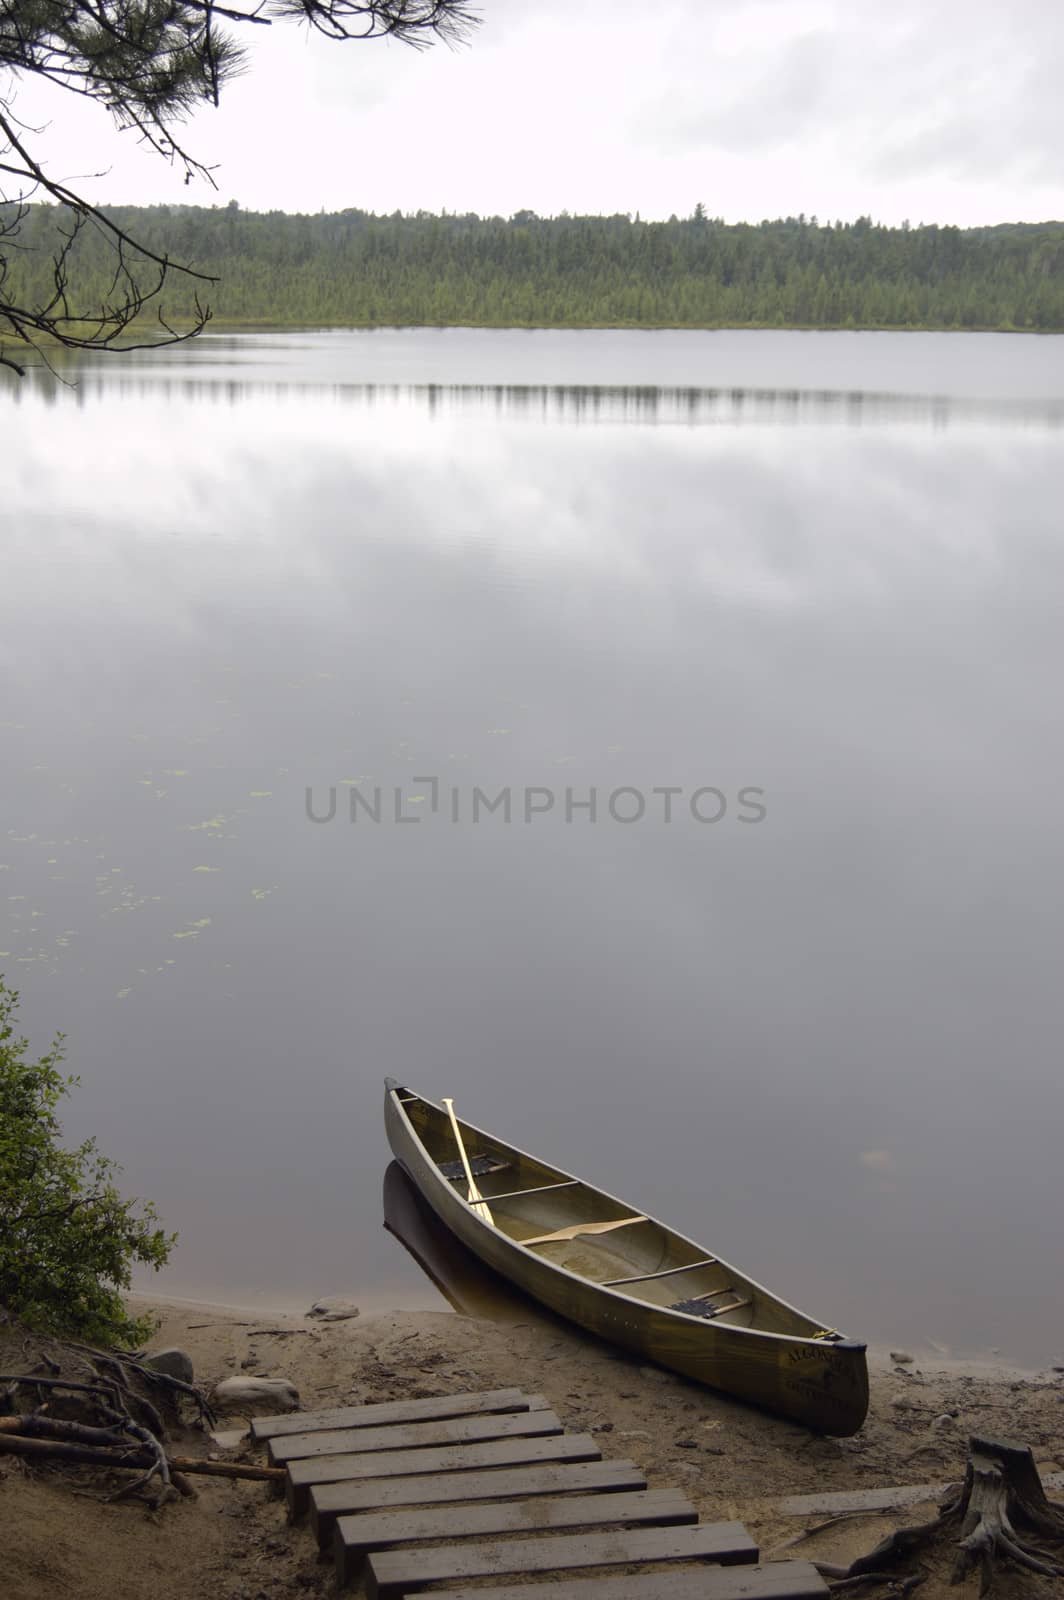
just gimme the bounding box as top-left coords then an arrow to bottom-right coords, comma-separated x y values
5,204 -> 1064,332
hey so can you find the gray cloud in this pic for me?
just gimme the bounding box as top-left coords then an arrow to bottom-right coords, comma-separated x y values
633,0 -> 1064,192
4,0 -> 1060,222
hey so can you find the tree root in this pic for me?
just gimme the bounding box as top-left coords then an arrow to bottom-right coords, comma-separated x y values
825,1436 -> 1064,1596
0,1429 -> 282,1482
0,1360 -> 217,1509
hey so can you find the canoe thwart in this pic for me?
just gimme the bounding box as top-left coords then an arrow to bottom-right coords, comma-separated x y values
484,1179 -> 581,1202
602,1257 -> 719,1287
522,1216 -> 649,1247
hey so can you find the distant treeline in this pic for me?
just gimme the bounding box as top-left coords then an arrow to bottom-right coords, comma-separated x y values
6,204 -> 1064,332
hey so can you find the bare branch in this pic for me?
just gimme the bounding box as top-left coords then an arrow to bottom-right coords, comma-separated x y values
1,0 -> 479,371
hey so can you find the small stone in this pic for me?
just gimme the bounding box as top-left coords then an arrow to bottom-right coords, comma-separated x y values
210,1376 -> 300,1414
591,1422 -> 613,1434
931,1412 -> 956,1431
674,1438 -> 698,1449
210,1429 -> 249,1450
890,1351 -> 914,1365
144,1347 -> 195,1384
307,1296 -> 360,1322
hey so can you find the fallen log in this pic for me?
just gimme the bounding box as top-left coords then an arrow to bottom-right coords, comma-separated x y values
0,1432 -> 282,1482
169,1456 -> 281,1482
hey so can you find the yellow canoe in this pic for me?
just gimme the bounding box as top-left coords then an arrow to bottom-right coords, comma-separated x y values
384,1082 -> 869,1436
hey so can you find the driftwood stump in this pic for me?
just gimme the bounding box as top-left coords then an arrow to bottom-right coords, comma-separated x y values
827,1436 -> 1064,1596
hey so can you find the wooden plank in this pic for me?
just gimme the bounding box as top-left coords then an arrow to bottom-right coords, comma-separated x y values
422,1562 -> 828,1600
365,1521 -> 759,1600
311,1458 -> 648,1551
252,1388 -> 533,1443
268,1404 -> 559,1465
774,1471 -> 1064,1518
286,1432 -> 602,1518
335,1489 -> 697,1586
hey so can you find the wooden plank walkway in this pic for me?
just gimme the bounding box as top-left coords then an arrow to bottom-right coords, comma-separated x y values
259,1385 -> 825,1597
365,1521 -> 757,1600
423,1564 -> 829,1600
287,1431 -> 601,1517
267,1404 -> 560,1465
311,1458 -> 649,1551
335,1488 -> 697,1586
252,1387 -> 536,1443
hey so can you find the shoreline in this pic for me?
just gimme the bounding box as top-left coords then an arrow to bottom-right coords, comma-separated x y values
127,1289 -> 1056,1386
7,1289 -> 1062,1599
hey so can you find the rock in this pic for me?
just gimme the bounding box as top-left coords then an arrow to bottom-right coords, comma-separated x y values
210,1376 -> 300,1414
890,1350 -> 914,1365
144,1347 -> 195,1384
307,1296 -> 360,1322
210,1428 -> 249,1450
931,1412 -> 957,1431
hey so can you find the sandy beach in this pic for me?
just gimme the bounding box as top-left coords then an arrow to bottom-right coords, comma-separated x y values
4,1289 -> 1062,1600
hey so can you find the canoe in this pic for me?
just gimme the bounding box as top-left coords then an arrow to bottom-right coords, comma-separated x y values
384,1082 -> 869,1436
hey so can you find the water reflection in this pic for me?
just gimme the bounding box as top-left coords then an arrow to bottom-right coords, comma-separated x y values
2,330 -> 1063,1366
13,373 -> 1064,428
383,1161 -> 542,1325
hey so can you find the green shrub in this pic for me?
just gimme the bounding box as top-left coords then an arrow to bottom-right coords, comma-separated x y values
0,977 -> 174,1346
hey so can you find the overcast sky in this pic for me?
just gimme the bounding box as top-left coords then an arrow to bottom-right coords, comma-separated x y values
7,0 -> 1063,224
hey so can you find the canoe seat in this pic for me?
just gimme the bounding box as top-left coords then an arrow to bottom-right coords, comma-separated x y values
439,1155 -> 511,1180
672,1295 -> 751,1320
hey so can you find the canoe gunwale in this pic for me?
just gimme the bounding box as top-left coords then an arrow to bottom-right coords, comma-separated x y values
386,1084 -> 863,1354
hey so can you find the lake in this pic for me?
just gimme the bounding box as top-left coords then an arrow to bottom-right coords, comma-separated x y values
2,328 -> 1063,1366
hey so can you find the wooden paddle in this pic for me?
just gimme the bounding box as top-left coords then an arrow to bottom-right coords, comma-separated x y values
521,1215 -> 647,1246
441,1097 -> 494,1225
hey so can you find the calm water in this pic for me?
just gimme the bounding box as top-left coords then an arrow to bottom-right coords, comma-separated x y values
2,330 -> 1063,1365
